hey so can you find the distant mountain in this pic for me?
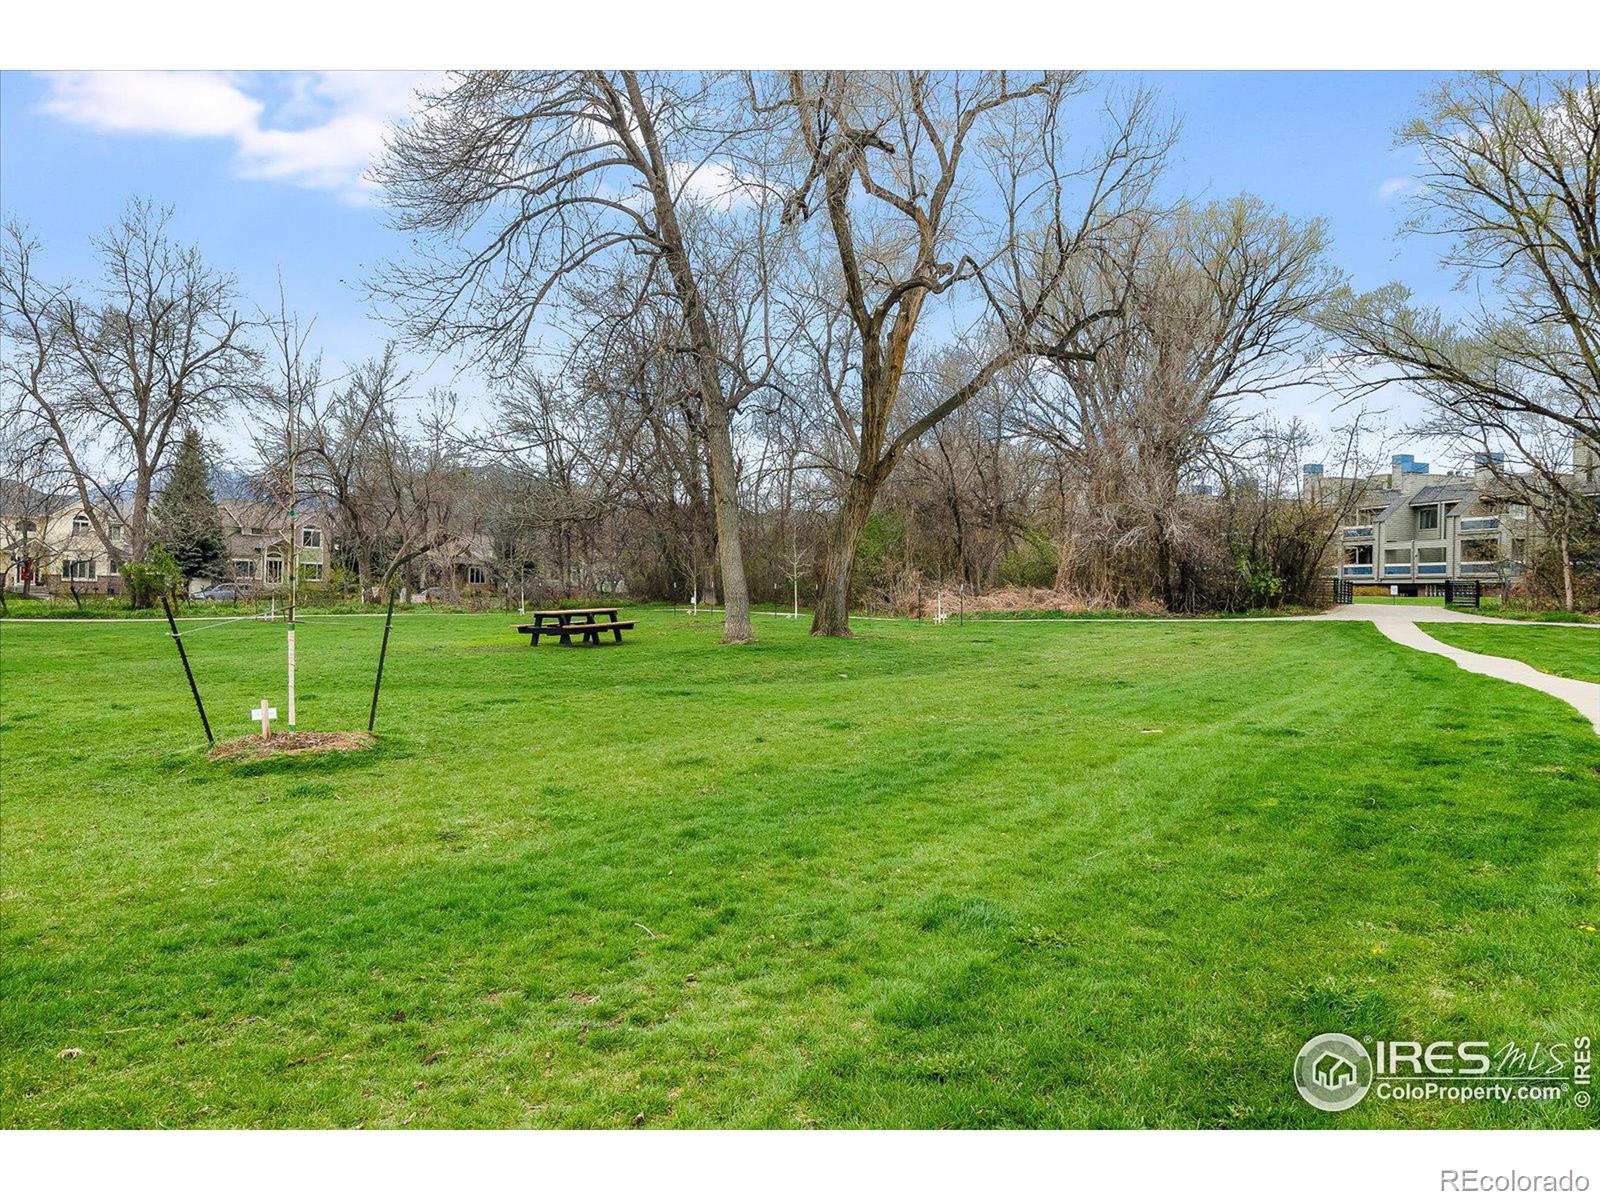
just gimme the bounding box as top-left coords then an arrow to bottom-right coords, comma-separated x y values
209,465 -> 271,501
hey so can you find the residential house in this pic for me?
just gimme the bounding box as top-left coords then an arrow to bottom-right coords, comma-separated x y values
3,499 -> 136,595
0,478 -> 67,593
424,532 -> 497,598
217,499 -> 327,591
1305,445 -> 1596,591
0,494 -> 329,595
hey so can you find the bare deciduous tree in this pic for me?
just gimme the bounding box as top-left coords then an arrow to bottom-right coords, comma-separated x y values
374,70 -> 789,643
1024,196 -> 1333,608
1323,72 -> 1600,443
0,202 -> 257,594
760,70 -> 1170,634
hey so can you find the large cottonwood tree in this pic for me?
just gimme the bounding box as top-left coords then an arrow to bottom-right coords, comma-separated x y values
759,71 -> 1170,635
374,70 -> 788,644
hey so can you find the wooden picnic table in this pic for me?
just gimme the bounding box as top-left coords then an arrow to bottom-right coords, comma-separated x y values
514,607 -> 635,647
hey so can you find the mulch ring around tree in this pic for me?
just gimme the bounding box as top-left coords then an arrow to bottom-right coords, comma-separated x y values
208,731 -> 376,761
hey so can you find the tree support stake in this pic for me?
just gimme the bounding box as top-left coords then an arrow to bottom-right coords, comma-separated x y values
161,595 -> 213,746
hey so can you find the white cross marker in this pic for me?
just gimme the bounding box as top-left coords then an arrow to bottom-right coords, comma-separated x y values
251,699 -> 278,736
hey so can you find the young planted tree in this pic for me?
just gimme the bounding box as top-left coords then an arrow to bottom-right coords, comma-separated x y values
375,71 -> 789,644
0,201 -> 257,603
154,427 -> 229,586
760,71 -> 1170,634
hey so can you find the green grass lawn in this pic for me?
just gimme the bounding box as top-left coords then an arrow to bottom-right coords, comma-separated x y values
1480,596 -> 1600,625
1419,622 -> 1600,683
2,609 -> 1596,1129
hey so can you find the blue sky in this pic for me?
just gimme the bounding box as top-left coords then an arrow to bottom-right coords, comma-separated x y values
0,70 -> 1454,451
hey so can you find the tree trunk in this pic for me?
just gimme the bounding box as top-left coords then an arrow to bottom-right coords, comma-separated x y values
1559,524 -> 1574,611
705,411 -> 751,643
811,474 -> 877,637
622,73 -> 755,646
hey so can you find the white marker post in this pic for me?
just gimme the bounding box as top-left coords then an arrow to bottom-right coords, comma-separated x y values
252,699 -> 278,736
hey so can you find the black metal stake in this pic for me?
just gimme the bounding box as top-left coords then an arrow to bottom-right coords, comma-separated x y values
368,589 -> 397,732
161,595 -> 213,745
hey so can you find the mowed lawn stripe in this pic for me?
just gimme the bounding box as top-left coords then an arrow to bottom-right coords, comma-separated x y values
1,612 -> 1595,1128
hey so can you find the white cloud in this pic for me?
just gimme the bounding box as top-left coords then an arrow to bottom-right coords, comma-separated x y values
669,159 -> 764,212
38,71 -> 261,138
36,70 -> 439,205
1376,175 -> 1417,203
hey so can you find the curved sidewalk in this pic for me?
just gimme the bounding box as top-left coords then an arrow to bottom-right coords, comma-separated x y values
1306,605 -> 1600,735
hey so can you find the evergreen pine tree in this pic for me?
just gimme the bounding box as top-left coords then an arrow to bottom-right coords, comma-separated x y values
154,428 -> 230,583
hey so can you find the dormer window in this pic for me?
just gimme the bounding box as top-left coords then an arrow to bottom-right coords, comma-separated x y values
71,513 -> 90,533
1418,507 -> 1439,531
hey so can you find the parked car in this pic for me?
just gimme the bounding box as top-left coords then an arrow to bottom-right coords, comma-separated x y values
194,583 -> 250,602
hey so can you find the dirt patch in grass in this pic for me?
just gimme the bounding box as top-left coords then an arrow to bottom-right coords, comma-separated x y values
209,730 -> 376,761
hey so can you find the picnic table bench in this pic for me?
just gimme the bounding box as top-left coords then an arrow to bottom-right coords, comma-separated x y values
514,607 -> 635,646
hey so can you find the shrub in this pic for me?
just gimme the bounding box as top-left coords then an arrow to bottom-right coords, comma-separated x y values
121,545 -> 183,609
998,531 -> 1060,589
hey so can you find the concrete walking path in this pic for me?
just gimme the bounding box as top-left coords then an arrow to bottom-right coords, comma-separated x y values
1306,604 -> 1600,735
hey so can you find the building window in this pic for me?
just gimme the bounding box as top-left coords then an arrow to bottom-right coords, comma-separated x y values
1417,546 -> 1446,564
301,528 -> 322,548
301,563 -> 323,582
265,557 -> 283,584
466,564 -> 486,585
71,513 -> 91,533
62,558 -> 96,580
232,560 -> 257,580
108,522 -> 124,537
1417,506 -> 1439,531
1384,548 -> 1410,565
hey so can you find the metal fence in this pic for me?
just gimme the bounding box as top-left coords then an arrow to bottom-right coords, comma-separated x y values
1318,578 -> 1354,606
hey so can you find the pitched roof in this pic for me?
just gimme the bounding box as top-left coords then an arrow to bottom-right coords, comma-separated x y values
1362,490 -> 1409,521
217,498 -> 325,532
0,477 -> 66,515
1407,483 -> 1477,507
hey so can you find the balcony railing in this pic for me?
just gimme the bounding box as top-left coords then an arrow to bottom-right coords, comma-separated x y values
1382,564 -> 1412,577
1417,563 -> 1447,576
1459,561 -> 1499,577
1341,564 -> 1374,578
1343,525 -> 1374,540
1459,516 -> 1500,533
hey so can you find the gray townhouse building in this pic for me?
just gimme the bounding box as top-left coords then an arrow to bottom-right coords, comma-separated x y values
1305,441 -> 1600,593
